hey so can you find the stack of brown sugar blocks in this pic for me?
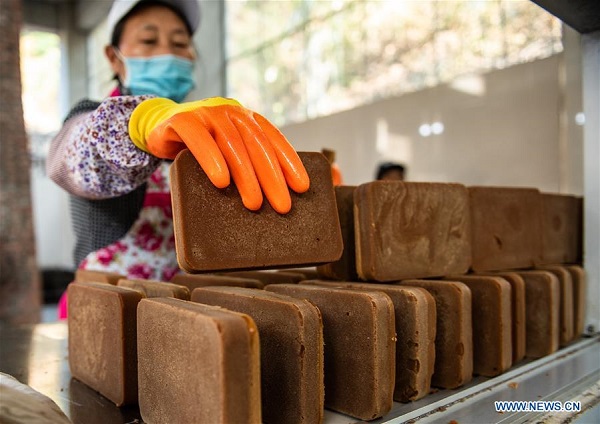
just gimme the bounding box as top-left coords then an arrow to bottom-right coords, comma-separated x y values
67,149 -> 586,423
313,183 -> 584,397
468,188 -> 585,359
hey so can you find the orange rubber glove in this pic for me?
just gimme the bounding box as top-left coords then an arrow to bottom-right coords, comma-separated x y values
331,163 -> 343,186
129,97 -> 310,214
321,148 -> 343,186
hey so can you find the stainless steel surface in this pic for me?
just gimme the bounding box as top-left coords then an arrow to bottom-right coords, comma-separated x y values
1,321 -> 598,423
0,322 -> 142,424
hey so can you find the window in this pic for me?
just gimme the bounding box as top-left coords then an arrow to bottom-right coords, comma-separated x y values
226,0 -> 562,126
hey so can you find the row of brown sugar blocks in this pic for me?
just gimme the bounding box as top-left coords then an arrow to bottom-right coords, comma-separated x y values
172,271 -> 428,418
69,155 -> 395,422
67,278 -> 263,423
67,275 -> 301,423
179,271 -> 435,408
67,176 -> 584,421
67,151 -> 397,423
68,270 -> 400,423
315,183 -> 585,388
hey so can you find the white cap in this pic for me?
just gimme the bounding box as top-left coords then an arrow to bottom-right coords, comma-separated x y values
108,0 -> 200,39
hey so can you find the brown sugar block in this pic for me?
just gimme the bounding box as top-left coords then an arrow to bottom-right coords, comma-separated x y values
540,193 -> 580,264
316,186 -> 358,281
489,272 -> 526,364
171,273 -> 264,290
300,280 -> 436,402
219,270 -> 303,285
536,265 -> 574,346
74,269 -> 124,285
191,287 -> 324,424
170,150 -> 343,272
117,278 -> 190,300
354,182 -> 471,281
565,265 -> 586,337
266,284 -> 395,420
397,279 -> 473,389
516,270 -> 560,358
444,275 -> 512,377
469,186 -> 542,271
67,282 -> 143,406
137,298 -> 261,424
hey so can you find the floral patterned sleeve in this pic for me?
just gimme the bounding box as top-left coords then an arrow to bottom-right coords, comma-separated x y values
47,95 -> 162,199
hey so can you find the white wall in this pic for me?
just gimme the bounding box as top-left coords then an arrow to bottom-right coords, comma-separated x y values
561,26 -> 585,195
31,166 -> 75,269
282,54 -> 583,196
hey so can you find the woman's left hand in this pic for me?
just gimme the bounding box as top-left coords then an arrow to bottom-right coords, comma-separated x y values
129,97 -> 310,214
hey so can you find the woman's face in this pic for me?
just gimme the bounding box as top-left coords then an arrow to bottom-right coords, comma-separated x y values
105,4 -> 195,82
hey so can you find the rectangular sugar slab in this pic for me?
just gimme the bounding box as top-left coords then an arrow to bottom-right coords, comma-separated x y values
266,284 -> 395,420
171,273 -> 264,290
219,270 -> 304,285
566,265 -> 586,337
490,272 -> 527,363
469,186 -> 542,271
515,270 -> 560,358
191,287 -> 324,424
397,279 -> 473,389
540,193 -> 580,264
536,265 -> 575,346
300,280 -> 436,402
316,186 -> 358,281
68,282 -> 143,406
74,269 -> 125,285
117,278 -> 190,300
137,298 -> 261,424
170,150 -> 343,272
444,275 -> 512,377
354,181 -> 471,281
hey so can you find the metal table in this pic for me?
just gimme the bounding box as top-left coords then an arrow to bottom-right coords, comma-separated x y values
0,322 -> 141,424
1,321 -> 598,423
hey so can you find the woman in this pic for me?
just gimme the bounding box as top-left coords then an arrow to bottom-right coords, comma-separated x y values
47,0 -> 309,313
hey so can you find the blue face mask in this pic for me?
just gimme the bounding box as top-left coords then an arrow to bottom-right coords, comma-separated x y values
120,53 -> 196,103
